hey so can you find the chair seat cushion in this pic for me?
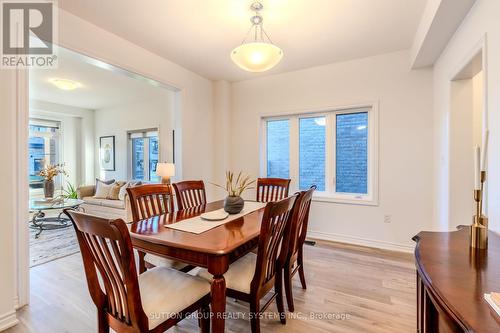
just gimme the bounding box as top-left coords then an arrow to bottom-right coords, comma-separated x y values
144,254 -> 189,270
139,267 -> 210,329
197,253 -> 257,294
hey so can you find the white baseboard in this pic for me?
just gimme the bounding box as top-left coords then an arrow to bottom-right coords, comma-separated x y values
0,311 -> 18,331
307,230 -> 415,253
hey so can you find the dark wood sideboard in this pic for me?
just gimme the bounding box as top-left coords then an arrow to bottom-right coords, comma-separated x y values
413,227 -> 500,332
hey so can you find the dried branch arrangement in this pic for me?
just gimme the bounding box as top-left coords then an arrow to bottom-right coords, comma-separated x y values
210,171 -> 255,197
39,163 -> 68,181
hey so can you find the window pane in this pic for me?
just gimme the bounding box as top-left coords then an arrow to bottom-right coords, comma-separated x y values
132,138 -> 145,180
28,136 -> 46,189
149,136 -> 160,182
28,123 -> 59,189
299,117 -> 325,191
336,112 -> 368,194
266,120 -> 289,178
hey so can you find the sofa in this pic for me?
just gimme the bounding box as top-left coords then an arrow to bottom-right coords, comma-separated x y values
77,182 -> 133,221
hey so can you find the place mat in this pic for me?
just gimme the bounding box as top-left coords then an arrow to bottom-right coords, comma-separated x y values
165,201 -> 266,234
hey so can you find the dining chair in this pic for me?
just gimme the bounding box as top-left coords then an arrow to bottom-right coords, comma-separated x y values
172,180 -> 207,210
127,184 -> 189,273
197,195 -> 298,333
284,185 -> 316,312
256,178 -> 291,202
64,210 -> 211,333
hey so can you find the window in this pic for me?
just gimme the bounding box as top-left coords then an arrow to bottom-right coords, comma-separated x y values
266,119 -> 289,178
335,112 -> 368,194
28,119 -> 61,189
128,129 -> 160,182
262,106 -> 377,204
299,117 -> 326,191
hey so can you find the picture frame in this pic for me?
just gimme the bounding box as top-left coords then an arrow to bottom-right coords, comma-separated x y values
99,136 -> 115,171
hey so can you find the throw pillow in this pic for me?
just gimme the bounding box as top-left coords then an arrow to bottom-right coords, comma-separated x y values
94,178 -> 115,195
94,181 -> 115,199
107,182 -> 125,200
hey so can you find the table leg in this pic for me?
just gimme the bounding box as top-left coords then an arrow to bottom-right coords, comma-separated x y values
208,256 -> 229,333
211,274 -> 226,333
32,210 -> 44,238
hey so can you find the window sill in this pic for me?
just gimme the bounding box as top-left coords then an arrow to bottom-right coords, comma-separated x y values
312,193 -> 379,206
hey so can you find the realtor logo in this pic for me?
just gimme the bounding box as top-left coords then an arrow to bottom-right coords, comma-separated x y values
1,0 -> 57,68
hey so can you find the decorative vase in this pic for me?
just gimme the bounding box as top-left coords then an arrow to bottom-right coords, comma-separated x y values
224,196 -> 244,214
44,179 -> 55,198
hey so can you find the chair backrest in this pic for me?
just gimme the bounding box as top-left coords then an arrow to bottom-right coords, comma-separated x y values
256,178 -> 291,203
127,184 -> 175,221
288,186 -> 316,258
64,210 -> 148,331
172,180 -> 206,210
251,194 -> 297,294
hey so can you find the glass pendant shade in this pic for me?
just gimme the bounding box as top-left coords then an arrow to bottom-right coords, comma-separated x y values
231,42 -> 283,72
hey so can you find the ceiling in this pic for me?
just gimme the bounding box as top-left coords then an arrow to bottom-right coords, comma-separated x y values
59,0 -> 428,82
30,46 -> 171,109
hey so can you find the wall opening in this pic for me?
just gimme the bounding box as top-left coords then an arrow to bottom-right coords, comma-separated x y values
449,49 -> 486,228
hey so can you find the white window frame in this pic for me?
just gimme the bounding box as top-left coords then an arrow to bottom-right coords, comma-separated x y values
127,128 -> 160,182
260,103 -> 379,206
28,118 -> 63,194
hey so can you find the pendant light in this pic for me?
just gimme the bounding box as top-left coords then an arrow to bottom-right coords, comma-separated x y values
231,2 -> 283,72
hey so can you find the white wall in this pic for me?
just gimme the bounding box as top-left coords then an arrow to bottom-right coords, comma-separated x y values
94,93 -> 174,181
433,0 -> 500,233
212,80 -> 232,199
29,99 -> 95,188
230,50 -> 434,251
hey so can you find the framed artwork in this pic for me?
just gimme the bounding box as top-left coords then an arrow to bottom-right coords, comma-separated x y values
100,136 -> 115,171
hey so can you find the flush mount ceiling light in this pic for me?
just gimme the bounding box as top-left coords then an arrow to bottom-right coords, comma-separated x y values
49,78 -> 82,91
231,1 -> 283,72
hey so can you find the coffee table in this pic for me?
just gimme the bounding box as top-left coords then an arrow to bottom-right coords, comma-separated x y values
29,198 -> 85,238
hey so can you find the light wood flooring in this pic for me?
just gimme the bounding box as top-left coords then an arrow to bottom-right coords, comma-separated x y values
6,241 -> 416,333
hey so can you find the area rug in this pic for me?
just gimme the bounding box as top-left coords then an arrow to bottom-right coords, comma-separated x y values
29,222 -> 80,267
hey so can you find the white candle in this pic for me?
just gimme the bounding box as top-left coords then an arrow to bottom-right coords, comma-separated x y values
481,129 -> 489,171
474,145 -> 481,190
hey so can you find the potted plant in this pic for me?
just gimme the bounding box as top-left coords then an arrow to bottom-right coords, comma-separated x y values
39,163 -> 67,198
63,182 -> 78,199
211,171 -> 255,214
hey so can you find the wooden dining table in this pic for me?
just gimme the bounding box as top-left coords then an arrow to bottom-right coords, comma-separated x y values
129,200 -> 266,333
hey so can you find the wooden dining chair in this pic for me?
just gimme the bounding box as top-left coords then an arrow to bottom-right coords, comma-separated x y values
127,184 -> 189,273
64,210 -> 211,333
172,180 -> 207,210
256,178 -> 291,202
284,185 -> 316,312
197,195 -> 297,333
127,184 -> 174,220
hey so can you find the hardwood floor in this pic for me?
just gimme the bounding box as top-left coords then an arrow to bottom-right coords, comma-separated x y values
7,240 -> 416,333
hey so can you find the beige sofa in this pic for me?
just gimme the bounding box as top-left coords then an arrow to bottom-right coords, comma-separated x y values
77,184 -> 133,221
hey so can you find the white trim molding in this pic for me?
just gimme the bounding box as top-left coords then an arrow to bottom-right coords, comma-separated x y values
15,68 -> 30,309
0,311 -> 19,331
307,230 -> 414,253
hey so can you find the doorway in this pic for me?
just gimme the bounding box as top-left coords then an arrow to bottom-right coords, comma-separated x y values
449,45 -> 487,228
17,42 -> 182,307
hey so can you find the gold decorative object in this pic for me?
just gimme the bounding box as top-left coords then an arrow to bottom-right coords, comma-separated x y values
471,170 -> 488,250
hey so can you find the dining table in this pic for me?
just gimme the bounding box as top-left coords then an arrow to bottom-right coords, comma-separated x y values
129,200 -> 267,333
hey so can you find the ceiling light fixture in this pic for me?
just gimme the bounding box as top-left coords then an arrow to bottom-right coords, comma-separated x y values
49,78 -> 82,91
231,2 -> 283,72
